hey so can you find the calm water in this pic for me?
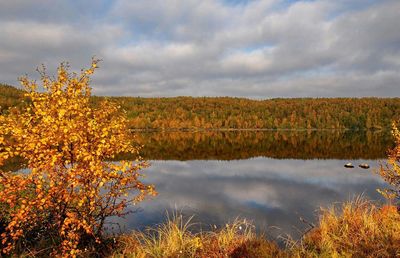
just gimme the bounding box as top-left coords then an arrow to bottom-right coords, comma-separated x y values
114,130 -> 392,240
4,130 -> 393,240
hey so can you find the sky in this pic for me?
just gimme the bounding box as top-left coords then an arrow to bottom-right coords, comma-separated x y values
0,0 -> 399,98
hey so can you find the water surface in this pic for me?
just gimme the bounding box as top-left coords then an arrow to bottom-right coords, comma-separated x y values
116,130 -> 392,240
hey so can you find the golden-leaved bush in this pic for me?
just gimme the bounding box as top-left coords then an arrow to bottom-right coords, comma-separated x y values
0,60 -> 156,256
379,122 -> 400,204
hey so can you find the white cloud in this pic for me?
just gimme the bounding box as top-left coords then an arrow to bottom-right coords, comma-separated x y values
0,0 -> 398,97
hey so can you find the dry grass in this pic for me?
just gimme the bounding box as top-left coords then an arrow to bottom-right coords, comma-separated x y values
295,197 -> 400,257
110,198 -> 399,258
111,213 -> 283,258
114,213 -> 199,258
7,198 -> 398,257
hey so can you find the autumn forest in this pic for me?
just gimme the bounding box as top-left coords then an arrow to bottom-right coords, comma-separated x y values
2,83 -> 400,130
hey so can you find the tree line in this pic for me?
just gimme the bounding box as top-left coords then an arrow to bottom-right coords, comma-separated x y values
2,83 -> 400,129
98,96 -> 400,130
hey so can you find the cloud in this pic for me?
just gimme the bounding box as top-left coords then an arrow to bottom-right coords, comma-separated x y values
0,0 -> 398,97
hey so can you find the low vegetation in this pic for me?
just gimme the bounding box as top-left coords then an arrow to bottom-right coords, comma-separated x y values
112,214 -> 283,258
1,198 -> 399,257
297,198 -> 399,257
110,198 -> 399,257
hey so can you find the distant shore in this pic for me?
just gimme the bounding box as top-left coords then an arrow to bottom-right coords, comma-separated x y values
130,127 -> 386,132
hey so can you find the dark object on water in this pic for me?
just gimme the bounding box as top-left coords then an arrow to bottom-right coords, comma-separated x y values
344,163 -> 354,168
359,163 -> 370,169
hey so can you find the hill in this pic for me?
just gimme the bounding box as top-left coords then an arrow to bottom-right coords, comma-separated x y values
0,83 -> 26,113
2,84 -> 400,129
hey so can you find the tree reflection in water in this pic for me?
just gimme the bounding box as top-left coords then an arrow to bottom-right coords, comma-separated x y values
132,130 -> 393,160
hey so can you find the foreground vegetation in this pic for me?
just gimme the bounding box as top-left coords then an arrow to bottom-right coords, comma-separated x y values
1,197 -> 398,257
0,61 -> 155,256
112,199 -> 399,257
2,83 -> 400,130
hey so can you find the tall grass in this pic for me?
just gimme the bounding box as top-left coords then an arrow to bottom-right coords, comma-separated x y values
112,213 -> 282,258
115,213 -> 199,257
295,197 -> 400,257
111,198 -> 399,258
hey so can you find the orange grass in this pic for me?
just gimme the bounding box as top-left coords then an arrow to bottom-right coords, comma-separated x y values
296,197 -> 400,257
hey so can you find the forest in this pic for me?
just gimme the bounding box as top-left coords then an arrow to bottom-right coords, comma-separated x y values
2,83 -> 400,130
0,84 -> 26,112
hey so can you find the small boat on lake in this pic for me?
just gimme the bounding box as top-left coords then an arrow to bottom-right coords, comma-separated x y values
344,163 -> 354,168
359,163 -> 370,169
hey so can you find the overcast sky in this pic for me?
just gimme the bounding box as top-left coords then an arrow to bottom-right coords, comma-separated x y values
0,0 -> 399,98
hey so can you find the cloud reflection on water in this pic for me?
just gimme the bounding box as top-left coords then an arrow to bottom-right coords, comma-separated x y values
121,158 -> 387,240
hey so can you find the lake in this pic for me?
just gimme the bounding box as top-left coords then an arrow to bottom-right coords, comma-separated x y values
113,130 -> 393,241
